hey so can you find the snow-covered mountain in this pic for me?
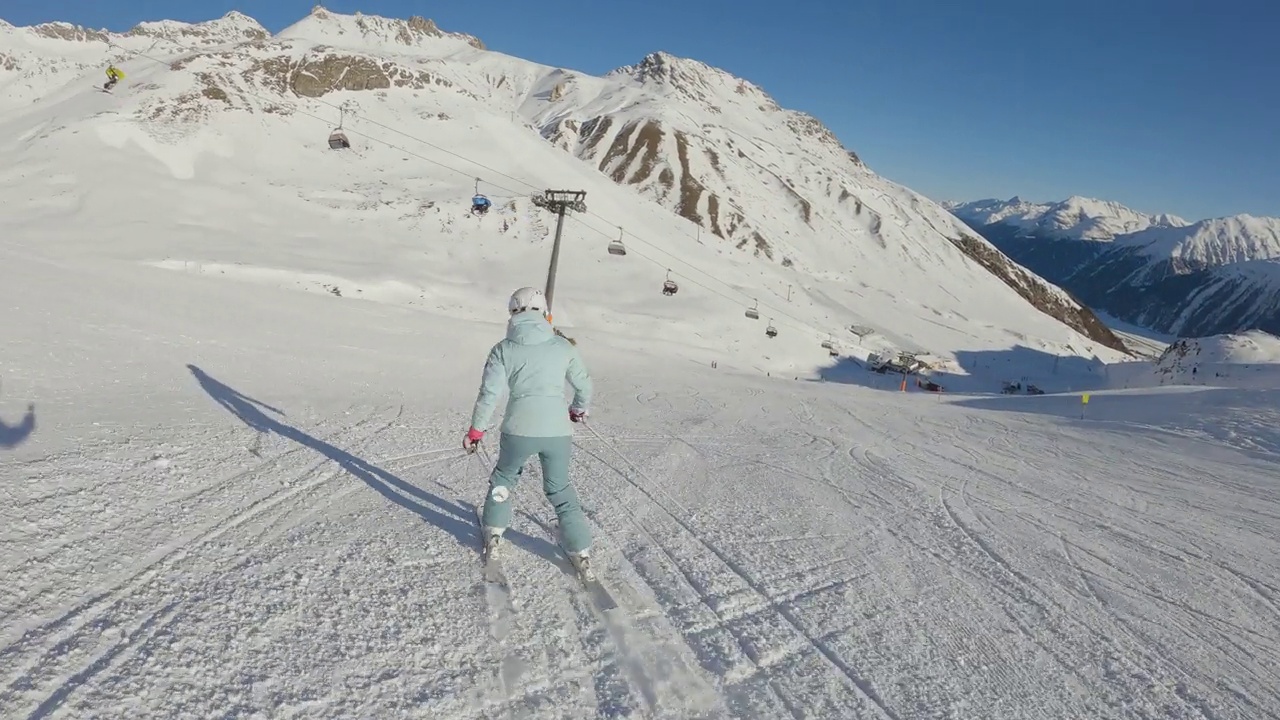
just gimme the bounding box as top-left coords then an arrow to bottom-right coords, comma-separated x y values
943,195 -> 1188,242
947,196 -> 1280,337
0,6 -> 1131,390
1118,214 -> 1280,269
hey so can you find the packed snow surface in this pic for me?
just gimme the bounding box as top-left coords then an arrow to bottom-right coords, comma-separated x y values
3,8 -> 1280,720
4,234 -> 1279,717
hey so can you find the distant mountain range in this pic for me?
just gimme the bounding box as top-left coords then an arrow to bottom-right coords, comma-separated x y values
945,196 -> 1280,337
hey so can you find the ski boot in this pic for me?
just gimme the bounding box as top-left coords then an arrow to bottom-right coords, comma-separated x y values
568,548 -> 595,583
482,527 -> 505,562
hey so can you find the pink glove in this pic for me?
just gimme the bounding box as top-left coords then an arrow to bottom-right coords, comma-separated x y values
463,427 -> 484,452
569,408 -> 587,423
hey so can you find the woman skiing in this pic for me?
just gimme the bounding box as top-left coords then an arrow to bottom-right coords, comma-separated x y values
463,286 -> 595,579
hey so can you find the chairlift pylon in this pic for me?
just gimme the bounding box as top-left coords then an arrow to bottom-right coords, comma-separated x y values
608,226 -> 627,256
745,298 -> 759,319
662,269 -> 678,296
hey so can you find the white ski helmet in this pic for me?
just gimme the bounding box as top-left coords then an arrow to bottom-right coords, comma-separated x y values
508,286 -> 547,315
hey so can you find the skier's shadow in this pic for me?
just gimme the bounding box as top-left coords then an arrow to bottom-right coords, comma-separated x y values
186,364 -> 562,564
0,403 -> 36,449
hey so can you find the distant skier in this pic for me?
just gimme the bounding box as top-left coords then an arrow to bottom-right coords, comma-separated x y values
463,286 -> 595,578
103,64 -> 125,91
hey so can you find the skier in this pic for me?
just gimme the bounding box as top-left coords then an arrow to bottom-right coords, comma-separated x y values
463,286 -> 595,578
104,64 -> 125,91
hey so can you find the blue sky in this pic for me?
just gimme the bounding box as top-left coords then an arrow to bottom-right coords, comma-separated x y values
8,0 -> 1278,220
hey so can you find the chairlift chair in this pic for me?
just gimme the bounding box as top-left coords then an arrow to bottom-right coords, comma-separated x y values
608,227 -> 627,256
471,194 -> 491,215
765,321 -> 778,338
328,130 -> 350,149
821,339 -> 834,350
661,270 -> 678,296
745,299 -> 760,319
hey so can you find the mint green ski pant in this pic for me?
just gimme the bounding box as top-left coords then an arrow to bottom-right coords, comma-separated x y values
481,434 -> 591,553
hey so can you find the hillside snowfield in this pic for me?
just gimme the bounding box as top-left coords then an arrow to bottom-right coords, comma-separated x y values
4,8 -> 1280,720
1148,330 -> 1280,384
0,6 -> 1129,384
4,215 -> 1279,718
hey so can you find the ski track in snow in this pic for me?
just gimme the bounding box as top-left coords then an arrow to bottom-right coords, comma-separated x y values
3,371 -> 1280,718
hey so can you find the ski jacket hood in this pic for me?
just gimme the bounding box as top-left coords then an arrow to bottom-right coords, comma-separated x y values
505,310 -> 554,345
469,310 -> 592,437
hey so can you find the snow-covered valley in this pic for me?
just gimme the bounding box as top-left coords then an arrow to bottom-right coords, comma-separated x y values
3,7 -> 1280,720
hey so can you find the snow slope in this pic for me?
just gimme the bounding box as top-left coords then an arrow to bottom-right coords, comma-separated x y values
1150,330 -> 1280,385
0,11 -> 269,111
4,8 -> 1279,720
3,236 -> 1278,717
0,6 -> 1131,386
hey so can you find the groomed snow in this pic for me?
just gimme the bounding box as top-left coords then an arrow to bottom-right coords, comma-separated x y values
3,240 -> 1278,717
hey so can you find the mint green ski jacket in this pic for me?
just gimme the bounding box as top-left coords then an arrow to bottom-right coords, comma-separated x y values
470,310 -> 592,437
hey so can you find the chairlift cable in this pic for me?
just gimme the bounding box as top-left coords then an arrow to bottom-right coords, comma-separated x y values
106,38 -> 840,345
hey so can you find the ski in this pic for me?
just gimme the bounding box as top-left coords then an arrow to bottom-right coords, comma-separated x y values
473,506 -> 523,696
570,552 -> 619,612
543,516 -> 619,611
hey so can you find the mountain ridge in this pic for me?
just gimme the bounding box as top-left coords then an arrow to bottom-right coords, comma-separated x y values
0,7 -> 1134,382
947,196 -> 1280,337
